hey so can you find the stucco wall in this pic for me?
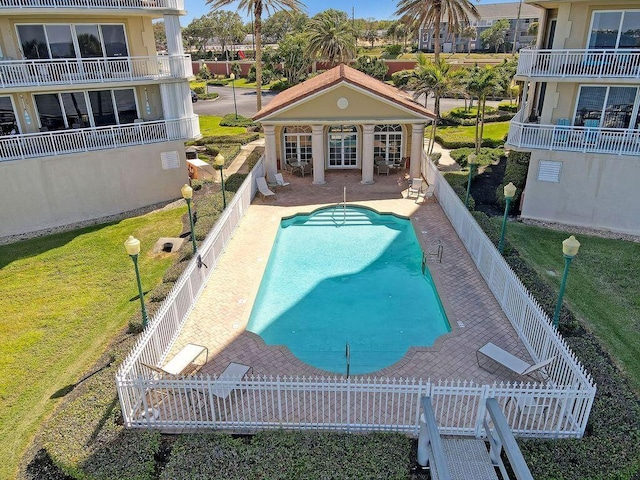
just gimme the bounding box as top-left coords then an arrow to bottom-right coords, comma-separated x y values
521,150 -> 640,235
0,141 -> 188,237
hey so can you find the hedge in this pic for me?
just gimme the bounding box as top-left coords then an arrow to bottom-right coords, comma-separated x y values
449,147 -> 504,169
442,111 -> 515,126
218,114 -> 256,128
434,135 -> 505,149
496,151 -> 530,213
195,133 -> 260,146
160,431 -> 412,479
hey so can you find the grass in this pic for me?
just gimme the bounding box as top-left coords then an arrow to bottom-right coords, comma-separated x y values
0,207 -> 184,480
429,121 -> 510,144
501,222 -> 640,393
198,115 -> 247,136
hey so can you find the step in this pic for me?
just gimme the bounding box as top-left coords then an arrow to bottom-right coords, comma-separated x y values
429,438 -> 499,480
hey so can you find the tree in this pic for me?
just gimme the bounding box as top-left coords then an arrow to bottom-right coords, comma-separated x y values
395,0 -> 479,63
353,56 -> 389,80
206,0 -> 305,112
209,10 -> 245,69
480,18 -> 510,53
153,21 -> 167,52
364,28 -> 378,48
305,10 -> 356,67
182,16 -> 216,54
461,25 -> 476,55
527,21 -> 539,38
262,10 -> 308,43
278,33 -> 312,84
466,65 -> 500,153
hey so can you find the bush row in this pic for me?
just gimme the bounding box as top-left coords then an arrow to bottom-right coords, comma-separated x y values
449,147 -> 504,169
442,111 -> 515,126
497,102 -> 519,113
160,431 -> 412,479
218,114 -> 256,128
434,135 -> 505,150
496,151 -> 530,213
195,133 -> 259,146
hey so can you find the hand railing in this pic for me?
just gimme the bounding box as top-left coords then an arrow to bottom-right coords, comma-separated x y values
517,48 -> 640,78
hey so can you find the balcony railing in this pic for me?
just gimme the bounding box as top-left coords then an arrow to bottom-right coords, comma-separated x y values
517,48 -> 640,79
0,0 -> 183,10
507,118 -> 640,156
0,55 -> 192,88
0,116 -> 199,161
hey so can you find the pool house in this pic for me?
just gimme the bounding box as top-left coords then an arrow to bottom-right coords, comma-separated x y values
116,67 -> 595,448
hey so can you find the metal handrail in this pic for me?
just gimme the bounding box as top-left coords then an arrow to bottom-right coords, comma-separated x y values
417,396 -> 451,480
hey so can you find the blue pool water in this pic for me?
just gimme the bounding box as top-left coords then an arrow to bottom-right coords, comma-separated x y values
247,206 -> 450,374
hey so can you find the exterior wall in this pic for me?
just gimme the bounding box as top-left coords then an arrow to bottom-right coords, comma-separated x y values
521,150 -> 640,235
0,141 -> 188,237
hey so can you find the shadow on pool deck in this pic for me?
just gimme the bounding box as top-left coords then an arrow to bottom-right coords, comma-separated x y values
169,170 -> 532,384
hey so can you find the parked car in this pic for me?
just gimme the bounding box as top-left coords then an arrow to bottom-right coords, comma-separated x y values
190,90 -> 198,103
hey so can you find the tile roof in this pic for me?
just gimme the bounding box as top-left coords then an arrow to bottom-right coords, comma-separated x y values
253,63 -> 435,121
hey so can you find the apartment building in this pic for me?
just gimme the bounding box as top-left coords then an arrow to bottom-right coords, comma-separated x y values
507,1 -> 639,235
418,2 -> 541,53
0,0 -> 199,238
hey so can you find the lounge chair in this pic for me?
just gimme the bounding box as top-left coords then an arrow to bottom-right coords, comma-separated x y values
274,172 -> 291,190
256,177 -> 276,201
141,343 -> 209,377
416,184 -> 436,204
211,362 -> 252,399
477,342 -> 556,380
407,178 -> 423,199
584,119 -> 600,145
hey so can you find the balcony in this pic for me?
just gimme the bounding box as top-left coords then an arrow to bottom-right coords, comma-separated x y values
0,0 -> 184,11
0,55 -> 192,89
0,116 -> 199,161
507,117 -> 640,157
516,48 -> 640,81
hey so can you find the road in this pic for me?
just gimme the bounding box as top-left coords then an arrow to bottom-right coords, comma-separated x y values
193,86 -> 504,118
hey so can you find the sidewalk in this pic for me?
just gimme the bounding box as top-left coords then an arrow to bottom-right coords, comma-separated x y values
425,139 -> 461,172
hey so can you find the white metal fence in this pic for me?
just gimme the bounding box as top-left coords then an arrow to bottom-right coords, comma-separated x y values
0,55 -> 192,88
116,155 -> 596,439
517,48 -> 640,79
0,116 -> 199,161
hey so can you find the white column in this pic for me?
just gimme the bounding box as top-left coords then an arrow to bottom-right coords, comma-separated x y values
163,15 -> 186,77
410,123 -> 425,179
264,124 -> 278,182
360,124 -> 375,185
312,124 -> 325,185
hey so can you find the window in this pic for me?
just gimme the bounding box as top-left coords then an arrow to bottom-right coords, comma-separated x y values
328,125 -> 358,168
0,97 -> 19,135
34,88 -> 138,130
283,126 -> 312,163
574,85 -> 640,129
537,161 -> 562,182
374,124 -> 402,164
17,23 -> 128,60
588,10 -> 640,49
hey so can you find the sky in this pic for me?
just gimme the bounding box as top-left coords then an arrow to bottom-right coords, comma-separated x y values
182,0 -> 521,26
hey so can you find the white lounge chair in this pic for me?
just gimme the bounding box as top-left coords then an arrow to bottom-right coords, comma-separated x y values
407,178 -> 423,199
416,184 -> 436,204
274,172 -> 291,190
211,362 -> 252,399
256,177 -> 276,201
477,342 -> 556,379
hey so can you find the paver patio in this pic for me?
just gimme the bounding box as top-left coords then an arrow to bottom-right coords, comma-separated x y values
169,169 -> 533,385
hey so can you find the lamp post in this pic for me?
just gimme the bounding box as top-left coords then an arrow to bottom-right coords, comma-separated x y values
498,182 -> 517,253
552,235 -> 580,328
230,73 -> 238,119
124,235 -> 148,328
464,153 -> 477,208
214,153 -> 226,209
181,184 -> 197,254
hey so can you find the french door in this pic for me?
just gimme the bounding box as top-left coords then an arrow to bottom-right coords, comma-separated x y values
327,125 -> 358,168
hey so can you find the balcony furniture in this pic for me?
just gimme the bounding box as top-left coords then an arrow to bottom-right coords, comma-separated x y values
407,178 -> 423,199
376,162 -> 390,175
256,177 -> 276,201
274,172 -> 291,190
584,119 -> 600,145
553,118 -> 570,144
416,184 -> 436,204
141,343 -> 209,377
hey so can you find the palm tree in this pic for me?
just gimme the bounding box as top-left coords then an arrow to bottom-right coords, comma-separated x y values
466,65 -> 500,153
305,12 -> 356,67
395,0 -> 479,63
207,0 -> 305,111
462,25 -> 476,55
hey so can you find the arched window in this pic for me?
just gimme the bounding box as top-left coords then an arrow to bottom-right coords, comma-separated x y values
327,125 -> 358,168
283,126 -> 312,163
374,124 -> 402,164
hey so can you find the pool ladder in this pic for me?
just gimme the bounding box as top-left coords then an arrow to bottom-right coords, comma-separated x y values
332,186 -> 347,226
345,342 -> 351,378
422,240 -> 443,273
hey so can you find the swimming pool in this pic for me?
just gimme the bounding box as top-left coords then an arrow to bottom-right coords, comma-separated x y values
246,206 -> 450,374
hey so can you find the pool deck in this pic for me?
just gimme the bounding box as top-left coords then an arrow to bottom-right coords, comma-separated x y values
169,170 -> 533,384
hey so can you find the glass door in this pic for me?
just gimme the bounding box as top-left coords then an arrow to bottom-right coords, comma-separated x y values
327,125 -> 358,168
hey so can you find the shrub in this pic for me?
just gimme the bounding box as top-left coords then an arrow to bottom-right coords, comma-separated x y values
177,245 -> 194,263
270,79 -> 292,91
449,106 -> 497,119
149,281 -> 174,303
162,263 -> 185,283
247,65 -> 273,84
384,44 -> 402,58
246,150 -> 262,170
191,85 -> 205,95
434,135 -> 505,149
219,114 -> 256,128
196,133 -> 259,146
198,93 -> 219,100
496,151 -> 530,213
197,63 -> 212,80
442,107 -> 515,125
207,78 -> 229,86
194,215 -> 216,241
444,172 -> 476,210
498,102 -> 519,113
450,147 -> 504,168
224,173 -> 248,192
391,69 -> 414,88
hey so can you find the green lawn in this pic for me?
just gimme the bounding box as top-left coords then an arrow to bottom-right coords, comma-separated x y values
0,207 -> 184,479
198,115 -> 247,136
502,222 -> 640,392
430,121 -> 510,144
